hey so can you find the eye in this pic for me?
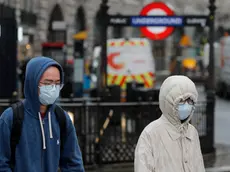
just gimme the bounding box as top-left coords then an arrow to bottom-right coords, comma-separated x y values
186,98 -> 194,105
178,99 -> 185,105
44,85 -> 54,90
44,83 -> 52,85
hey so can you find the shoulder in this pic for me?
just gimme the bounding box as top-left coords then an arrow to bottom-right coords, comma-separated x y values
144,117 -> 165,134
140,119 -> 162,141
188,124 -> 198,132
188,124 -> 199,138
0,107 -> 13,129
54,105 -> 74,131
55,105 -> 73,122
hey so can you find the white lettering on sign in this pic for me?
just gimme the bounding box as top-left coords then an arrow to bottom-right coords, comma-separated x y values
132,17 -> 182,26
187,18 -> 207,27
110,18 -> 128,24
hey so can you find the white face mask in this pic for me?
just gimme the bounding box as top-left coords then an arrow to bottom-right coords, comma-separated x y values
39,85 -> 60,105
178,103 -> 193,120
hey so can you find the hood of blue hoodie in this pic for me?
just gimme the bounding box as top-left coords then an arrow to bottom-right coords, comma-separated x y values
24,56 -> 64,117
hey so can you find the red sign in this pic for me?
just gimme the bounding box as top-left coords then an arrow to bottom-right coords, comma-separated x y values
41,42 -> 65,48
140,2 -> 175,40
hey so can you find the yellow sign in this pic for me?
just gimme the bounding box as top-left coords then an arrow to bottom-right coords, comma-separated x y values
73,31 -> 87,40
182,58 -> 196,69
107,72 -> 155,89
179,35 -> 192,47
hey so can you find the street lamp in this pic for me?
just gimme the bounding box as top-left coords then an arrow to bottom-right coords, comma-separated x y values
206,0 -> 216,154
99,0 -> 109,91
208,0 -> 216,91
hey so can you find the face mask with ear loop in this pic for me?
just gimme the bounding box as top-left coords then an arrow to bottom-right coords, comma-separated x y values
39,84 -> 61,105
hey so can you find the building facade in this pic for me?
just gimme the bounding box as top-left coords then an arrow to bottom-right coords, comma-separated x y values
33,0 -> 144,61
2,0 -> 228,61
1,0 -> 229,72
1,0 -> 229,98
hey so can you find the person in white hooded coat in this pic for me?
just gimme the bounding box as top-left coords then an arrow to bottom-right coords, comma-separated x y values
134,75 -> 205,172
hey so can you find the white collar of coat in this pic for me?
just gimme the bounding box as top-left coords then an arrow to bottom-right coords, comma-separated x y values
161,115 -> 194,141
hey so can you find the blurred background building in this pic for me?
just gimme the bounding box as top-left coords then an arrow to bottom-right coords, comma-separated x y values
1,0 -> 230,99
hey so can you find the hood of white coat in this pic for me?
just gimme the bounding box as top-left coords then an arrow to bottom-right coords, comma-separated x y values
159,75 -> 198,131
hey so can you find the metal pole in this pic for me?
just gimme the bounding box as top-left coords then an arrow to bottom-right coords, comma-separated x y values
206,0 -> 216,154
208,0 -> 216,90
100,0 -> 109,91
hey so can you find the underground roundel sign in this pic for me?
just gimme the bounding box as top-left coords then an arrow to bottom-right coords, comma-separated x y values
140,2 -> 175,40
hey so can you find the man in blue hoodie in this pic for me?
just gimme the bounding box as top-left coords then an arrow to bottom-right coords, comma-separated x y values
0,57 -> 85,172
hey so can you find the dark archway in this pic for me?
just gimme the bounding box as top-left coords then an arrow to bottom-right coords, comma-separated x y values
76,6 -> 86,32
47,4 -> 66,42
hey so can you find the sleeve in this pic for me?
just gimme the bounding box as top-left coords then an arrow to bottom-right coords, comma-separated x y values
134,131 -> 155,172
194,129 -> 205,172
0,118 -> 12,172
59,113 -> 85,172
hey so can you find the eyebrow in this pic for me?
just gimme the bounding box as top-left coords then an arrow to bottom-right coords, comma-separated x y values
43,79 -> 60,82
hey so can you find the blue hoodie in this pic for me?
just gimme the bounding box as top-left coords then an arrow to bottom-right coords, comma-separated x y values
0,57 -> 85,172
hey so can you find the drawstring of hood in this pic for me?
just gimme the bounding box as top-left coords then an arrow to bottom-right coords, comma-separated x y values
38,111 -> 53,150
48,112 -> 53,139
38,112 -> 46,149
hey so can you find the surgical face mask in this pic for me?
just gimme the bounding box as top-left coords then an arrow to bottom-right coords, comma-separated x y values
178,103 -> 193,120
39,85 -> 61,105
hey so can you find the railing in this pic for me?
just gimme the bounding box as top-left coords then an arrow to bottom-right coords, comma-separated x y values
0,98 -> 215,166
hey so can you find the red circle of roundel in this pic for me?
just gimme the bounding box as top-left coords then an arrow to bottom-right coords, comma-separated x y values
140,2 -> 175,40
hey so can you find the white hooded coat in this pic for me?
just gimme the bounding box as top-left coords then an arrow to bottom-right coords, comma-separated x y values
134,75 -> 205,172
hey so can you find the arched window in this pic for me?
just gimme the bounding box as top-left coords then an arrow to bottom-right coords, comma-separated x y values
76,6 -> 86,32
47,4 -> 65,42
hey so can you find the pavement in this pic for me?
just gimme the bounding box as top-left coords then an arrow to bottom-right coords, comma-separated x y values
205,144 -> 230,172
205,96 -> 230,172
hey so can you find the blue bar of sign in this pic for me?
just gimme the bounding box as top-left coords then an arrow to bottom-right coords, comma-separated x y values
131,16 -> 184,27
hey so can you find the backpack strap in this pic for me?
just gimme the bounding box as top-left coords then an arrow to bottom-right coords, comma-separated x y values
10,101 -> 24,169
55,105 -> 67,152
